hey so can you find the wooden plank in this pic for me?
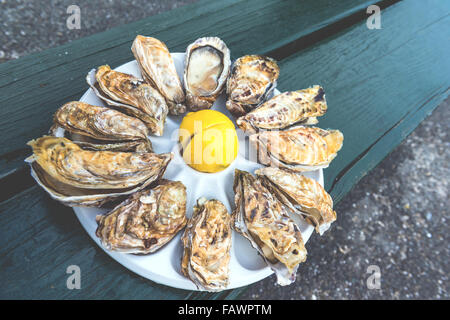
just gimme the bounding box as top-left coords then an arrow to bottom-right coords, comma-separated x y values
0,0 -> 380,298
0,0 -> 377,179
0,0 -> 382,299
275,0 -> 450,203
0,186 -> 228,299
2,0 -> 448,300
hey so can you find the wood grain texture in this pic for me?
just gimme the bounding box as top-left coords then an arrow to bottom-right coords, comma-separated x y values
0,0 -> 383,300
0,0 -> 376,179
1,0 -> 449,300
276,0 -> 450,203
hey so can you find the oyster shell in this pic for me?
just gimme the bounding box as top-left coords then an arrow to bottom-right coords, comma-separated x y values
236,86 -> 327,133
132,35 -> 186,115
226,55 -> 279,117
181,197 -> 232,291
255,167 -> 336,235
96,180 -> 187,253
250,126 -> 343,172
87,65 -> 168,136
51,101 -> 152,152
232,169 -> 307,285
25,136 -> 172,207
183,37 -> 231,111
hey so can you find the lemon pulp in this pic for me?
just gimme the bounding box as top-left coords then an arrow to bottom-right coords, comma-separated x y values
179,110 -> 238,173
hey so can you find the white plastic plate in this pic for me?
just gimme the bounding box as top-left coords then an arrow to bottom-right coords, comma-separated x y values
74,53 -> 323,291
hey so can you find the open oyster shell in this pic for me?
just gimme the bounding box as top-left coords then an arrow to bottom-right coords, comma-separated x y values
250,126 -> 343,172
183,37 -> 231,111
96,180 -> 187,253
181,197 -> 232,291
132,35 -> 186,115
256,167 -> 336,235
236,86 -> 327,133
232,169 -> 307,286
226,55 -> 279,117
50,101 -> 152,152
25,136 -> 172,207
87,65 -> 168,136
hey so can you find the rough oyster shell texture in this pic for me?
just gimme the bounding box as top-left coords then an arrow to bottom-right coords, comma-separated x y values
184,37 -> 231,111
26,136 -> 172,207
23,33 -> 345,290
181,197 -> 232,291
87,65 -> 168,136
250,126 -> 344,172
236,85 -> 327,133
226,55 -> 279,117
232,169 -> 307,286
132,35 -> 186,115
51,101 -> 152,152
256,167 -> 336,235
96,180 -> 187,254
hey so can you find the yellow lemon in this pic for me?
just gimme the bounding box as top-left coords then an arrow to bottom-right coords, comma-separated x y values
179,110 -> 238,173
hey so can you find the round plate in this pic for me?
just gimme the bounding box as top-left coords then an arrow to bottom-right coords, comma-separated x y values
74,53 -> 323,291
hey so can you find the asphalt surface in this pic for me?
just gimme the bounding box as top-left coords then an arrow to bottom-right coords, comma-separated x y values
1,0 -> 448,300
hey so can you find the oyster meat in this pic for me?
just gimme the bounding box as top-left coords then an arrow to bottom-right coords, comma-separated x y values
256,167 -> 336,235
87,65 -> 168,136
26,136 -> 172,207
236,86 -> 327,133
96,180 -> 187,253
250,126 -> 343,172
232,169 -> 307,285
226,55 -> 279,117
132,35 -> 186,115
51,101 -> 152,152
184,37 -> 231,111
181,197 -> 232,291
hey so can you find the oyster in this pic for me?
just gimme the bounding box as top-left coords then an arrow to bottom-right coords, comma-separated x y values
183,37 -> 231,111
87,65 -> 168,136
51,101 -> 152,152
132,35 -> 186,115
250,126 -> 343,172
232,169 -> 307,285
236,86 -> 327,133
255,167 -> 336,235
226,55 -> 279,117
26,136 -> 172,207
181,197 -> 232,291
96,180 -> 187,253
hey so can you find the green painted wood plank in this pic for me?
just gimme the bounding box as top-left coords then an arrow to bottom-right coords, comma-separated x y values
0,0 -> 378,299
0,186 -> 229,299
275,0 -> 450,204
0,0 -> 377,179
2,0 -> 449,300
232,0 -> 450,299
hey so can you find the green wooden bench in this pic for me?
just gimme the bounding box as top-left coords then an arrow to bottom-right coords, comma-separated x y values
0,0 -> 448,299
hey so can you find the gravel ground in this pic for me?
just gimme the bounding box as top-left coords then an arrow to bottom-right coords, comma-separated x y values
0,0 -> 198,62
241,99 -> 450,300
1,0 -> 448,300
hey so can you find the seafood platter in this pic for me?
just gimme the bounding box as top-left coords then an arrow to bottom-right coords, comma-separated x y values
26,36 -> 343,291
